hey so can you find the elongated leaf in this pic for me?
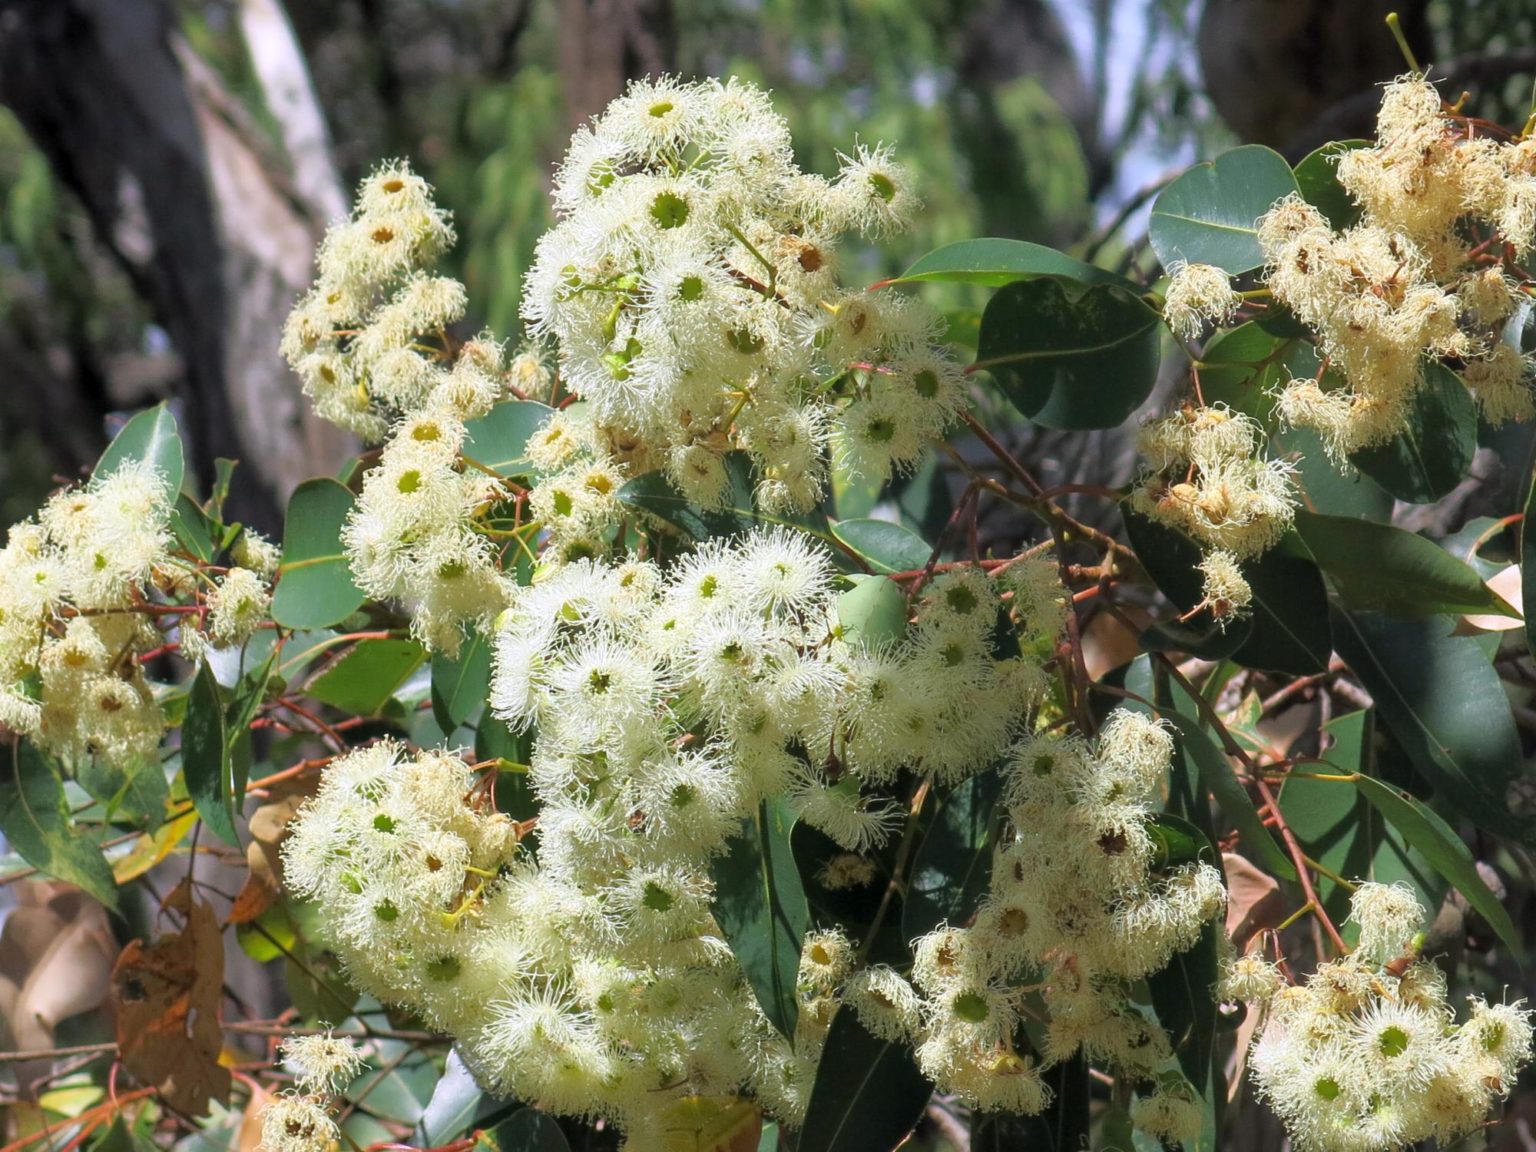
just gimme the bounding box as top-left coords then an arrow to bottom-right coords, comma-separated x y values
308,639 -> 427,716
1523,460 -> 1536,660
830,519 -> 929,575
77,755 -> 168,826
1294,510 -> 1517,618
432,630 -> 492,733
273,479 -> 367,629
1330,607 -> 1526,841
0,740 -> 118,910
184,662 -> 238,846
711,799 -> 808,1040
1148,917 -> 1223,1095
411,1050 -> 481,1147
798,1010 -> 932,1152
975,279 -> 1160,430
903,768 -> 1003,940
894,237 -> 1137,290
1164,712 -> 1293,880
463,400 -> 556,476
1282,710 -> 1442,927
1349,363 -> 1476,503
836,576 -> 909,648
98,405 -> 184,502
1149,145 -> 1298,274
1353,773 -> 1520,953
171,494 -> 215,562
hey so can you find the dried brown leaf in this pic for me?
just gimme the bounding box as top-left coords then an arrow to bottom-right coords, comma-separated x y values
1222,851 -> 1284,951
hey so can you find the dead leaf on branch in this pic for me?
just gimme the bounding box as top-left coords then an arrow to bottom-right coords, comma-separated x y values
230,788 -> 309,926
1223,851 -> 1284,952
111,880 -> 231,1116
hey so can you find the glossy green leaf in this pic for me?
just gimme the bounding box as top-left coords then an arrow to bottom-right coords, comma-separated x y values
1281,710 -> 1443,927
1280,426 -> 1394,522
1149,145 -> 1299,274
798,1009 -> 932,1152
0,741 -> 118,911
711,798 -> 808,1040
895,237 -> 1137,290
171,493 -> 215,562
184,661 -> 238,846
1353,773 -> 1520,954
77,755 -> 168,826
1164,712 -> 1294,880
97,404 -> 184,503
411,1051 -> 482,1147
432,630 -> 492,734
273,479 -> 366,629
836,575 -> 909,648
1148,916 -> 1223,1097
1349,363 -> 1476,503
308,639 -> 427,716
975,278 -> 1160,429
830,519 -> 930,575
903,768 -> 1003,941
1293,140 -> 1368,229
463,400 -> 556,476
1294,510 -> 1517,618
1330,607 -> 1527,841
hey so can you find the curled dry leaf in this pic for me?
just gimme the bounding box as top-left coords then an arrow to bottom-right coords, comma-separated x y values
230,789 -> 310,926
111,879 -> 231,1116
1222,850 -> 1284,951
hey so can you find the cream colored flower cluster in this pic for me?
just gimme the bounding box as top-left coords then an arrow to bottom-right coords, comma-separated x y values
0,460 -> 176,772
848,709 -> 1225,1138
522,76 -> 965,515
1238,883 -> 1532,1152
258,1032 -> 366,1152
1261,77 -> 1536,457
1131,403 -> 1296,624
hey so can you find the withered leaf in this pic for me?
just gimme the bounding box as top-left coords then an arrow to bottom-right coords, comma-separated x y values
111,881 -> 231,1116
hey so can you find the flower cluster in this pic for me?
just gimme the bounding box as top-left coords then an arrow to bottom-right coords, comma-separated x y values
1163,261 -> 1243,341
1260,77 -> 1536,457
0,460 -> 174,770
259,1032 -> 367,1152
522,76 -> 966,516
1131,403 -> 1296,623
1244,883 -> 1533,1151
847,708 -> 1226,1140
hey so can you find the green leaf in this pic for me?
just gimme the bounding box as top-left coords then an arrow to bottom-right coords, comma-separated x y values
971,1056 -> 1089,1152
1293,140 -> 1368,229
1293,510 -> 1517,618
97,405 -> 184,503
1330,607 -> 1527,841
1148,916 -> 1223,1097
836,576 -> 909,649
903,768 -> 1003,941
1164,712 -> 1294,881
798,1010 -> 932,1152
1149,145 -> 1299,275
1349,363 -> 1476,503
1280,426 -> 1394,522
184,661 -> 238,846
829,519 -> 929,575
273,479 -> 366,630
1147,812 -> 1215,871
711,798 -> 808,1040
1523,460 -> 1536,661
619,453 -> 837,550
894,237 -> 1137,291
975,278 -> 1160,429
308,639 -> 427,716
410,1051 -> 482,1147
463,400 -> 556,476
1352,773 -> 1520,954
77,755 -> 168,826
479,1109 -> 570,1152
0,741 -> 118,911
171,494 -> 215,562
1281,710 -> 1443,927
432,629 -> 492,734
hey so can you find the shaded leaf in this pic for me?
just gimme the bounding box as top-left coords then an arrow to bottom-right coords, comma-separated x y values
479,1109 -> 571,1152
1148,915 -> 1223,1100
1293,140 -> 1368,229
903,768 -> 1003,941
619,453 -> 838,552
971,1055 -> 1089,1152
1349,363 -> 1476,503
411,1050 -> 481,1147
184,662 -> 238,846
836,576 -> 909,649
711,799 -> 808,1040
1294,510 -> 1517,618
798,1010 -> 932,1152
0,745 -> 119,902
1330,608 -> 1527,841
432,630 -> 491,734
273,480 -> 366,630
658,1097 -> 762,1152
1149,145 -> 1298,274
463,400 -> 556,477
975,278 -> 1160,430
